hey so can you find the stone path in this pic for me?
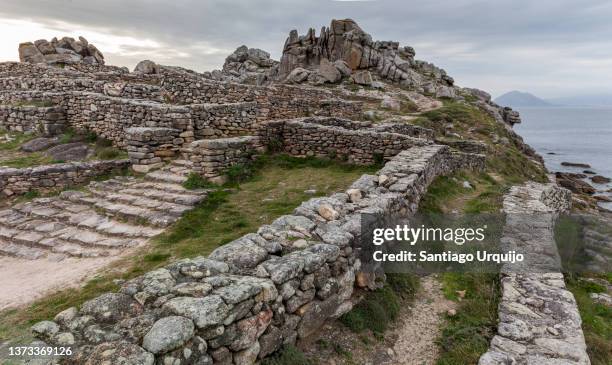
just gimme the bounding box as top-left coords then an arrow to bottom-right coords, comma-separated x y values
0,162 -> 208,309
387,276 -> 456,365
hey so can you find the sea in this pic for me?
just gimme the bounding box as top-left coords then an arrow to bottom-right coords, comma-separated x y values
513,106 -> 612,210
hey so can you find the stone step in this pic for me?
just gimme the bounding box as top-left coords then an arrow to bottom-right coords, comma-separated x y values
62,191 -> 179,227
88,189 -> 193,215
129,181 -> 207,196
145,171 -> 188,184
0,239 -> 48,260
64,210 -> 163,238
0,218 -> 142,250
11,198 -> 162,239
38,237 -> 114,258
119,187 -> 205,206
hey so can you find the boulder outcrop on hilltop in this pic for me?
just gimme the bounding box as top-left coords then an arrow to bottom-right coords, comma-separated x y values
18,36 -> 105,65
278,19 -> 454,93
216,45 -> 279,85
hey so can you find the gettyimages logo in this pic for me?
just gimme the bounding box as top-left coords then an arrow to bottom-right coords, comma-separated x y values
358,213 -> 610,274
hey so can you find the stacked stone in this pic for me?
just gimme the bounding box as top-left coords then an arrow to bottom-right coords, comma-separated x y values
258,117 -> 432,165
30,143 -> 484,364
190,102 -> 259,139
0,160 -> 129,197
126,127 -> 190,173
0,105 -> 66,135
159,72 -> 362,120
180,136 -> 264,184
373,122 -> 436,140
433,139 -> 488,155
479,182 -> 589,365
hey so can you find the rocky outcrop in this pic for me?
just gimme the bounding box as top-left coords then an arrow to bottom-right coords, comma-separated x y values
219,45 -> 279,85
479,182 -> 590,365
279,19 -> 453,92
19,36 -> 104,65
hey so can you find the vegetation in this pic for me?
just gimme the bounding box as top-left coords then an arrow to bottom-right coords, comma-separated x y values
437,273 -> 501,365
339,273 -> 419,334
566,276 -> 612,365
261,345 -> 314,365
0,154 -> 375,347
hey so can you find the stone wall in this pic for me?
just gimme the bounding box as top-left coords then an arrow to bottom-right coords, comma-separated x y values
30,144 -> 484,365
181,136 -> 265,183
126,127 -> 191,172
0,160 -> 129,197
191,103 -> 259,140
479,182 -> 590,365
0,105 -> 66,135
258,117 -> 432,165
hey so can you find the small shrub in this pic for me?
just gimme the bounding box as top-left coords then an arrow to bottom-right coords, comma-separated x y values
183,173 -> 217,190
85,131 -> 98,143
95,147 -> 124,160
266,138 -> 283,153
372,152 -> 385,165
387,273 -> 420,300
59,128 -> 76,144
22,190 -> 40,200
261,345 -> 313,365
225,163 -> 255,185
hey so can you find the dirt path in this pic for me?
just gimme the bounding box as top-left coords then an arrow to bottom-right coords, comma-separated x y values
303,275 -> 456,365
387,276 -> 456,365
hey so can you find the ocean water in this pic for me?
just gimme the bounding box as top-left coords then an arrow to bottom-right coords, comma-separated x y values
513,106 -> 612,208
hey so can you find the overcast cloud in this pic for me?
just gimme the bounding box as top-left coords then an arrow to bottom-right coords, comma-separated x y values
1,0 -> 611,98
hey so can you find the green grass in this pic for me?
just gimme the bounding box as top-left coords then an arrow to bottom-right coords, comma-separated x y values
339,273 -> 419,334
261,345 -> 314,365
0,154 -> 56,168
182,172 -> 218,190
0,154 -> 374,349
566,275 -> 612,365
437,273 -> 501,365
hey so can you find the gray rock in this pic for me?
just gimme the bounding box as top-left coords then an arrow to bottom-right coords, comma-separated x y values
45,142 -> 91,161
142,316 -> 195,354
285,67 -> 311,84
80,293 -> 142,324
351,71 -> 373,86
85,341 -> 154,365
21,137 -> 58,152
316,59 -> 342,83
134,60 -> 160,74
163,296 -> 230,329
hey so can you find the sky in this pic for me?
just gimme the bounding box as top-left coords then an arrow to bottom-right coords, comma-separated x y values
1,0 -> 611,99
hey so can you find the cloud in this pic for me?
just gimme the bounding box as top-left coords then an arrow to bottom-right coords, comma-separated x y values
0,0 -> 611,98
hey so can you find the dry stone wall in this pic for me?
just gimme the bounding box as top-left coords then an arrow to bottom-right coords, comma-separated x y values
0,105 -> 66,135
31,144 -> 484,365
125,127 -> 192,172
180,136 -> 264,183
0,160 -> 129,197
479,182 -> 590,365
258,117 -> 432,165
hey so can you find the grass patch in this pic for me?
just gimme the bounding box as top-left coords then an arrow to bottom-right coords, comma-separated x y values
339,273 -> 419,334
261,345 -> 314,365
182,172 -> 218,190
566,275 -> 612,365
437,273 -> 501,365
0,154 -> 56,168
